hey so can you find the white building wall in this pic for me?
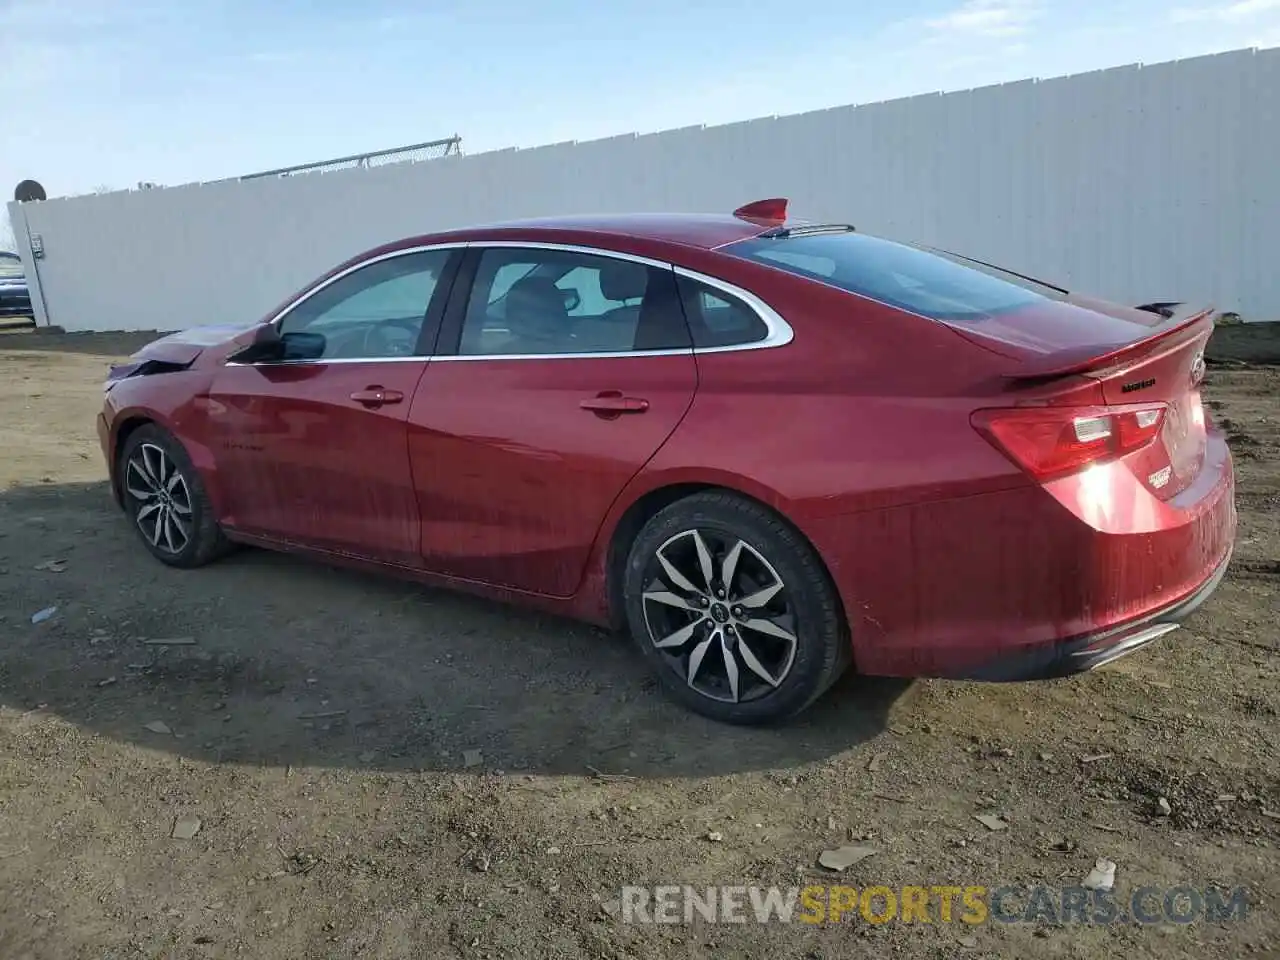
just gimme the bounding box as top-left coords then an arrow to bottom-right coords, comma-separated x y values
9,47 -> 1280,333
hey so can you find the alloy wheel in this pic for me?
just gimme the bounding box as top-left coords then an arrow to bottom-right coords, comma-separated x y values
124,442 -> 193,555
641,528 -> 799,703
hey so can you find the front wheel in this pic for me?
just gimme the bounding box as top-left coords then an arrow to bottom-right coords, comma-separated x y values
622,492 -> 850,725
118,424 -> 231,568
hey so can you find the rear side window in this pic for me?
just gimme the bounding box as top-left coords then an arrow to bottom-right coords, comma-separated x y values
458,247 -> 690,355
725,233 -> 1063,322
675,276 -> 768,348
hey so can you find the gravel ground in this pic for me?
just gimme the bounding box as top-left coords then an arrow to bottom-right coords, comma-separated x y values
0,330 -> 1277,959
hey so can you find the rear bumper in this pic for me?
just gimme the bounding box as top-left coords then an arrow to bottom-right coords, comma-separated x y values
807,431 -> 1236,679
953,546 -> 1232,681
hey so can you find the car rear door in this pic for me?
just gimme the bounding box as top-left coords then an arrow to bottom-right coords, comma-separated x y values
406,243 -> 698,596
206,246 -> 462,564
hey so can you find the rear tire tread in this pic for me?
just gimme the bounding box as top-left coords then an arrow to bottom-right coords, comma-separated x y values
623,490 -> 851,725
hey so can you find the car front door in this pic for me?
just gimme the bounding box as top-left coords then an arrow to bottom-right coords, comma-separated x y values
207,246 -> 461,564
407,243 -> 698,596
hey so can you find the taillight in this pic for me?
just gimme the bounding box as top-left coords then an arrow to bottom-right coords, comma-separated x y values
972,403 -> 1167,481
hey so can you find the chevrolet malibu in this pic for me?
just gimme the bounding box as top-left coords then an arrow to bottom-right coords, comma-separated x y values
98,199 -> 1236,724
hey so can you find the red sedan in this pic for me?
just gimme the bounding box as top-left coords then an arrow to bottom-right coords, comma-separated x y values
98,199 -> 1236,724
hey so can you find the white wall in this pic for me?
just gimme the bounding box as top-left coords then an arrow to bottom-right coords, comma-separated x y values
9,47 -> 1280,333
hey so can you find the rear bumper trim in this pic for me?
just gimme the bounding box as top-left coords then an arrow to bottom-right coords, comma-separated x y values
956,548 -> 1232,682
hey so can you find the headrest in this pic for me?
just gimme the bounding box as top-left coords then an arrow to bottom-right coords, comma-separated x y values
507,276 -> 568,318
505,276 -> 570,342
599,260 -> 648,302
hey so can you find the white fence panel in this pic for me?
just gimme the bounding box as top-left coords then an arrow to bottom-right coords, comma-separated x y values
9,48 -> 1280,333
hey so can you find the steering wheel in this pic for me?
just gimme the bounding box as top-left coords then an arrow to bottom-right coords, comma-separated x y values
361,318 -> 420,357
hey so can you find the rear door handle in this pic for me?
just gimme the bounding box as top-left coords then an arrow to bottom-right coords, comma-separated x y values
580,392 -> 650,416
350,387 -> 404,408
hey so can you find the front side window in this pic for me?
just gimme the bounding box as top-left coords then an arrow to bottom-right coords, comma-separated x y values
277,249 -> 450,359
458,247 -> 689,356
724,232 -> 1065,322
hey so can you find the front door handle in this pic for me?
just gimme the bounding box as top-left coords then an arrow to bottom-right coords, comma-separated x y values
580,391 -> 650,417
350,387 -> 404,408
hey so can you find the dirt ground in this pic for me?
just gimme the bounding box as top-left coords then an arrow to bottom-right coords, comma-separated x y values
0,330 -> 1277,960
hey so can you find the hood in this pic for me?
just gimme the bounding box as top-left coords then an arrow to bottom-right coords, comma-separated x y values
129,320 -> 267,366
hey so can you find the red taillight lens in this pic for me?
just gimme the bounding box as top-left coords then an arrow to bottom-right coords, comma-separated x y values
972,403 -> 1167,481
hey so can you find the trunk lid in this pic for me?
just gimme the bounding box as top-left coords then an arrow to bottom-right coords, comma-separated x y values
952,298 -> 1215,499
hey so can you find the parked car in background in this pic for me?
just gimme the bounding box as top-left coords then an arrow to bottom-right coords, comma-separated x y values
0,252 -> 33,320
95,199 -> 1236,724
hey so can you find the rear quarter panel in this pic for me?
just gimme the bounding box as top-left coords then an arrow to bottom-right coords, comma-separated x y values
648,271 -> 1037,519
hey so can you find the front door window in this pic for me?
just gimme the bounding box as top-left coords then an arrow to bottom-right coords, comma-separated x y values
277,250 -> 451,359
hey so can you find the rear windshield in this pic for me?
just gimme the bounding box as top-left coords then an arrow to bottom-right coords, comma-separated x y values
724,232 -> 1066,322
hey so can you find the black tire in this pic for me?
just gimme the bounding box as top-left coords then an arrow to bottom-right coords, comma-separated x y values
118,424 -> 231,568
622,491 -> 850,725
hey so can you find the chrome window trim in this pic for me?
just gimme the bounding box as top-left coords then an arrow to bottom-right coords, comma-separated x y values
435,240 -> 793,363
224,238 -> 796,368
225,242 -> 469,367
437,348 -> 696,362
463,240 -> 671,271
673,265 -> 794,354
226,355 -> 431,367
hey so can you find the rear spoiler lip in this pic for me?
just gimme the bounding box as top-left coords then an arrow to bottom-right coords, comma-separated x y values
1001,304 -> 1216,382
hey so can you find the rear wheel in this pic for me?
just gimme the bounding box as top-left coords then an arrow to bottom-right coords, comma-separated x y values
119,424 -> 230,568
622,491 -> 849,724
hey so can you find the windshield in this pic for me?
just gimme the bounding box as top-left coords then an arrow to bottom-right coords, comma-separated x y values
724,232 -> 1067,322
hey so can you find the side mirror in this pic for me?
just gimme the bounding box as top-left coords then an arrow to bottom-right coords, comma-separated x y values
280,331 -> 326,361
561,289 -> 581,312
227,326 -> 283,364
227,329 -> 326,364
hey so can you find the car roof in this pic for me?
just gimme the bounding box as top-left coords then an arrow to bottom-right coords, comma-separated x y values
273,201 -> 802,322
328,201 -> 796,286
418,212 -> 768,251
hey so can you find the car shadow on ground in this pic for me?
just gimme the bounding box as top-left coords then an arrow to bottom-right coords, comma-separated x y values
0,481 -> 911,779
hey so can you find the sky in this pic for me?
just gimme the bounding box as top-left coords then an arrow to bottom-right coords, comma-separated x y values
2,0 -> 1279,248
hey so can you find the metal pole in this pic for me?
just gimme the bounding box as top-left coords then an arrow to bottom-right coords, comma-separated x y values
9,201 -> 51,327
